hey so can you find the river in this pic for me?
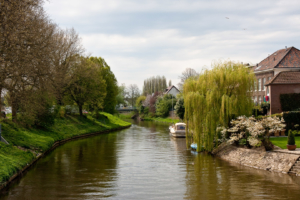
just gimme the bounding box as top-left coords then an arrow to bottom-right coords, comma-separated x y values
1,120 -> 300,199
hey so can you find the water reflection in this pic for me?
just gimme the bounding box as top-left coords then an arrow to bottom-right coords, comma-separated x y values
1,120 -> 300,200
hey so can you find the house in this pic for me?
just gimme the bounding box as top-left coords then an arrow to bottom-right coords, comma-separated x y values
251,46 -> 300,114
164,85 -> 180,97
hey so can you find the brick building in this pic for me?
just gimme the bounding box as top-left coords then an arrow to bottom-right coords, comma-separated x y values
252,46 -> 300,114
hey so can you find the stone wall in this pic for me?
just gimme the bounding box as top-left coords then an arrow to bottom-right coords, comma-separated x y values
213,143 -> 299,174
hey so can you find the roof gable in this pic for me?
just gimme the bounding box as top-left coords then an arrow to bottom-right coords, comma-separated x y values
164,85 -> 180,94
265,71 -> 300,85
254,47 -> 300,72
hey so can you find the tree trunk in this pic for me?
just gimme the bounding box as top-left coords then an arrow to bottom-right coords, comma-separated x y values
78,104 -> 83,116
12,97 -> 17,122
0,86 -> 2,119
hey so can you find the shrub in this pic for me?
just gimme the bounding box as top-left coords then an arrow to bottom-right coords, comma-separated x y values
280,93 -> 300,111
283,111 -> 300,133
287,130 -> 295,145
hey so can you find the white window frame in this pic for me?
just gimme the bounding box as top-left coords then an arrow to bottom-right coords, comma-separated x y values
258,96 -> 261,104
263,78 -> 266,91
258,79 -> 261,91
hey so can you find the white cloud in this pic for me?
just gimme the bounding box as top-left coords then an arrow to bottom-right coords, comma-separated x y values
44,0 -> 300,90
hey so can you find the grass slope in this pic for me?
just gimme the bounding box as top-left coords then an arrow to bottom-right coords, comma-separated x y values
143,117 -> 181,124
270,136 -> 300,149
0,112 -> 130,184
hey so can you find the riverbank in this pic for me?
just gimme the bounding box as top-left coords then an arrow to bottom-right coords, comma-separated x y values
0,112 -> 131,190
143,117 -> 180,124
212,143 -> 300,175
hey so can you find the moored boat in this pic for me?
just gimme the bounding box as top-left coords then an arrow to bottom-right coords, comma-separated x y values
169,123 -> 186,138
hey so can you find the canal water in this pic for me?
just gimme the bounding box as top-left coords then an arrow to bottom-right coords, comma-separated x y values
2,120 -> 300,199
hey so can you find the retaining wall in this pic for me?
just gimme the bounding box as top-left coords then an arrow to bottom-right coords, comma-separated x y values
213,143 -> 299,174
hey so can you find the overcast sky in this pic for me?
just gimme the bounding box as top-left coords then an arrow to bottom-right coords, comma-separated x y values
44,0 -> 300,90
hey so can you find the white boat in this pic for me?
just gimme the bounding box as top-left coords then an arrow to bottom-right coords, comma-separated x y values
169,123 -> 186,138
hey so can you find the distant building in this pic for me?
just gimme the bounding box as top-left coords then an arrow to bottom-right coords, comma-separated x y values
251,46 -> 300,114
164,85 -> 180,97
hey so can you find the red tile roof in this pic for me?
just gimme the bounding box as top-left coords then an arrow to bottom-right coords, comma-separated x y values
265,71 -> 300,85
254,47 -> 300,72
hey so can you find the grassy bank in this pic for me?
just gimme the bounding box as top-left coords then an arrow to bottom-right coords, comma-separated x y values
0,112 -> 131,185
143,117 -> 181,124
270,137 -> 300,149
118,112 -> 136,120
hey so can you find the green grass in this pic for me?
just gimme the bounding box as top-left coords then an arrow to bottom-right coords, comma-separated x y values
118,112 -> 136,119
143,117 -> 181,124
0,112 -> 131,184
270,136 -> 300,149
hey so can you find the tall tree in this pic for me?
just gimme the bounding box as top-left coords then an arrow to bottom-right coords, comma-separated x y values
126,84 -> 140,107
183,61 -> 255,152
178,68 -> 199,90
64,57 -> 106,116
89,57 -> 118,114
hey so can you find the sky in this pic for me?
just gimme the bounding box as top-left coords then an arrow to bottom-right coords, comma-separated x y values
44,0 -> 300,91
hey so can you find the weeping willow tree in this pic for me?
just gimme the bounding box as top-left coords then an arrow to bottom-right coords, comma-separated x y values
183,61 -> 256,152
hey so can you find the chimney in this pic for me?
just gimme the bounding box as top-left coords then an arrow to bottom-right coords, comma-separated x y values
256,64 -> 258,67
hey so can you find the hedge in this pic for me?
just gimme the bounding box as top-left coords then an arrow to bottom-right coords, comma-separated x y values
283,111 -> 300,133
280,93 -> 300,111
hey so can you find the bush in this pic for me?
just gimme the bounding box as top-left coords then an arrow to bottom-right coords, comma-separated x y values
174,97 -> 184,120
283,111 -> 300,133
288,130 -> 295,145
280,93 -> 300,111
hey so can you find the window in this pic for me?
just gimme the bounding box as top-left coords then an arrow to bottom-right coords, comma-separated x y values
269,77 -> 272,80
254,96 -> 257,103
258,79 -> 261,91
267,86 -> 270,95
258,96 -> 261,104
263,78 -> 266,91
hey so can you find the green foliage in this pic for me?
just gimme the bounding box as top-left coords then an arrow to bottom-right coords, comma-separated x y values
288,130 -> 295,145
89,57 -> 118,114
136,96 -> 146,108
239,138 -> 247,145
65,57 -> 107,116
155,94 -> 175,118
143,117 -> 180,123
142,76 -> 167,95
116,84 -> 126,106
283,111 -> 300,133
280,93 -> 300,111
183,61 -> 256,152
0,112 -> 131,184
174,97 -> 185,120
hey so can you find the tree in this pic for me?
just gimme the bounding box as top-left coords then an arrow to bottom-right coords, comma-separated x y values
126,84 -> 140,107
89,57 -> 118,114
1,1 -> 58,122
136,96 -> 146,108
168,80 -> 172,87
155,94 -> 175,118
64,57 -> 106,116
142,76 -> 167,95
50,28 -> 84,105
178,68 -> 199,90
116,84 -> 127,107
175,97 -> 185,120
183,61 -> 255,152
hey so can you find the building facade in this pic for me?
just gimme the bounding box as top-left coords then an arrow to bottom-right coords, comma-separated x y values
252,46 -> 300,114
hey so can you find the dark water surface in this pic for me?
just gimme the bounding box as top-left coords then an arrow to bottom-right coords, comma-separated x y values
2,120 -> 300,199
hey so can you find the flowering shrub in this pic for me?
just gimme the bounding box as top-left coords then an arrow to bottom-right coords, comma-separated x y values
219,116 -> 285,149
